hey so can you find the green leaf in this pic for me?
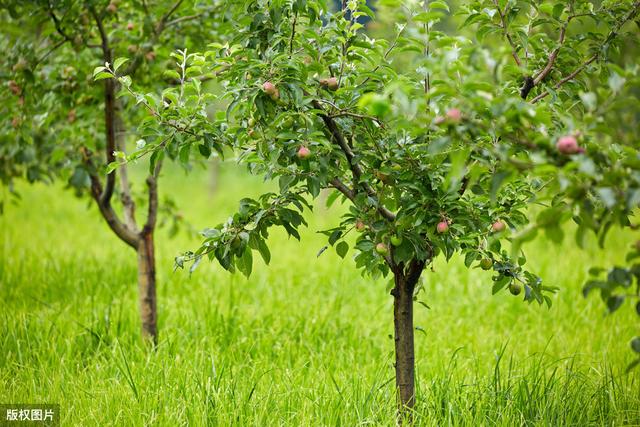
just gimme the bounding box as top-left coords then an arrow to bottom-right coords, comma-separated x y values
92,66 -> 107,76
607,267 -> 632,287
237,247 -> 253,277
113,57 -> 129,72
606,295 -> 624,313
257,238 -> 271,265
336,241 -> 349,258
94,71 -> 113,81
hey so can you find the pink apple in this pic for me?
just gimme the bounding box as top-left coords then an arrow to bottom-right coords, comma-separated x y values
297,146 -> 311,159
491,220 -> 506,232
556,135 -> 580,154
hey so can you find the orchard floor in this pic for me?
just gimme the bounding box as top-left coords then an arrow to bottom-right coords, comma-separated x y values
1,162 -> 639,426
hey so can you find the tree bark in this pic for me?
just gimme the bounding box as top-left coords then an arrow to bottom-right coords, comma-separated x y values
391,259 -> 426,423
137,232 -> 158,345
393,272 -> 416,418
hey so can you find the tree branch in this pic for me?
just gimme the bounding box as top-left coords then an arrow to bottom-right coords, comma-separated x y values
115,112 -> 138,231
494,0 -> 523,67
529,1 -> 640,103
313,100 -> 396,221
530,54 -> 598,103
90,7 -> 117,206
329,178 -> 355,202
532,24 -> 567,85
80,147 -> 140,249
122,0 -> 186,77
48,8 -> 73,43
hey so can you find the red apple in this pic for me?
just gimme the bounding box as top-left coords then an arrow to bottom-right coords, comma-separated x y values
326,77 -> 339,91
297,146 -> 311,159
436,221 -> 449,234
262,81 -> 277,95
355,220 -> 366,232
556,135 -> 580,155
375,242 -> 388,255
491,220 -> 506,232
446,108 -> 462,123
106,2 -> 117,13
127,22 -> 134,31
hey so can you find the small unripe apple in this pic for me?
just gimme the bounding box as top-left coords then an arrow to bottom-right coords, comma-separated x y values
8,80 -> 21,96
326,77 -> 339,91
491,220 -> 506,233
390,235 -> 403,246
247,129 -> 260,139
145,51 -> 156,61
297,146 -> 311,159
262,81 -> 277,95
375,242 -> 388,255
355,220 -> 366,232
556,135 -> 580,155
127,22 -> 135,31
247,117 -> 256,127
12,58 -> 27,72
11,116 -> 20,128
375,170 -> 390,184
127,44 -> 138,54
446,108 -> 462,123
67,109 -> 77,123
106,2 -> 117,13
509,282 -> 522,296
434,115 -> 446,125
436,221 -> 449,234
480,258 -> 493,270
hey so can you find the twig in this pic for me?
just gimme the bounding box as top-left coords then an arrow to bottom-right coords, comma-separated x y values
530,1 -> 640,103
494,0 -> 523,67
312,100 -> 396,221
529,54 -> 597,103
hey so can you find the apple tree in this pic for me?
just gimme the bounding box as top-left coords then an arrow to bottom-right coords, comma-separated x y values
103,0 -> 639,417
460,0 -> 640,368
0,0 -> 224,344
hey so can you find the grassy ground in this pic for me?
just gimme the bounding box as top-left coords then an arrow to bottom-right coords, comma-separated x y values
1,162 -> 639,426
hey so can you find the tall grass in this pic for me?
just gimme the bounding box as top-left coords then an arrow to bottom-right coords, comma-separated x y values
1,162 -> 638,425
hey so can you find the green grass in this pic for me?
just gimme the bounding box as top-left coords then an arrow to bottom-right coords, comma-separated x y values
1,162 -> 639,426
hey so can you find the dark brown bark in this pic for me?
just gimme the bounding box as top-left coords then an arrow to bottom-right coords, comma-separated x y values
137,232 -> 158,345
391,259 -> 425,422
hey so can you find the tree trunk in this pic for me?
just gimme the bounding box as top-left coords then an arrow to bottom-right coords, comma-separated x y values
137,232 -> 158,345
392,271 -> 416,419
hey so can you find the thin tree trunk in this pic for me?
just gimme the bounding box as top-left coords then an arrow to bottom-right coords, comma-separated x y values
392,272 -> 416,419
137,232 -> 158,345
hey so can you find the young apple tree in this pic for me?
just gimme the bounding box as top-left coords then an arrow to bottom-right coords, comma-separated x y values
465,0 -> 640,369
106,0 -> 639,417
0,0 -> 222,344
